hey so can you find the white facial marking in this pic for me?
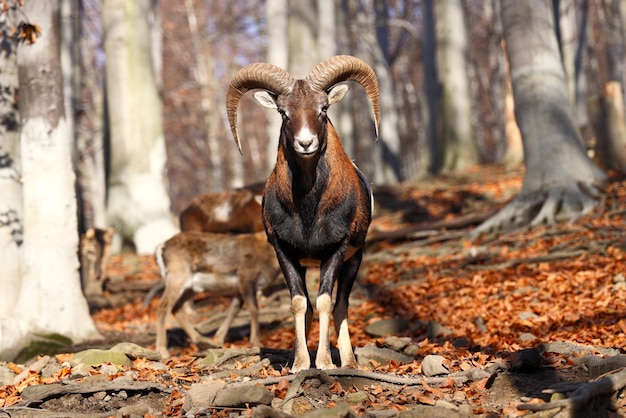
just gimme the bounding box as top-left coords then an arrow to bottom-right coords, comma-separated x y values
294,124 -> 319,156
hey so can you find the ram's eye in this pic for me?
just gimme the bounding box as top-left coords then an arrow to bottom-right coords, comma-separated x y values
321,105 -> 329,114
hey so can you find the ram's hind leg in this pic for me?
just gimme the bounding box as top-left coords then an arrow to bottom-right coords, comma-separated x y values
333,251 -> 361,369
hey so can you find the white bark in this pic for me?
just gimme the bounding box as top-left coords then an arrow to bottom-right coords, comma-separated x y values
17,118 -> 97,336
1,1 -> 100,360
0,4 -> 22,317
103,0 -> 177,254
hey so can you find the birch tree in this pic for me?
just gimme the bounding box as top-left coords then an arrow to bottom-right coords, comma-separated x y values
0,1 -> 23,320
1,1 -> 100,360
102,0 -> 177,254
474,0 -> 606,236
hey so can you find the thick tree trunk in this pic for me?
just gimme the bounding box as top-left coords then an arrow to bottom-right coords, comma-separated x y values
435,0 -> 480,172
1,1 -> 100,361
102,0 -> 177,254
474,0 -> 607,237
0,3 -> 23,318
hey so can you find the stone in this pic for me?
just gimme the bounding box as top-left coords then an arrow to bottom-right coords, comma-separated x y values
355,344 -> 414,367
0,364 -> 14,386
365,318 -> 409,337
420,355 -> 449,377
72,349 -> 132,367
398,405 -> 463,418
426,321 -> 453,339
110,342 -> 161,361
301,403 -> 359,418
213,385 -> 274,407
383,336 -> 412,352
183,382 -> 227,412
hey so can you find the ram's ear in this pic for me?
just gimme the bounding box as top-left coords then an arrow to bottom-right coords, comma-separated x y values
327,84 -> 350,105
253,91 -> 278,109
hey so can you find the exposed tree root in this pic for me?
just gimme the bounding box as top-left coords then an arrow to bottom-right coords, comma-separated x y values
470,183 -> 604,241
517,367 -> 626,413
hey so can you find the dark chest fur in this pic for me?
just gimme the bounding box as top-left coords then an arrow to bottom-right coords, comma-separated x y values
263,159 -> 371,260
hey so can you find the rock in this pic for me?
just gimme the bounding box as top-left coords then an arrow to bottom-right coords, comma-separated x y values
110,342 -> 161,361
196,349 -> 227,368
510,348 -> 543,373
434,399 -> 458,411
364,410 -> 400,418
518,332 -> 537,342
40,362 -> 62,379
426,321 -> 452,339
115,401 -> 154,418
518,311 -> 539,321
183,382 -> 224,412
452,337 -> 470,348
301,403 -> 359,418
420,355 -> 449,377
398,405 -> 463,418
0,364 -> 14,386
365,318 -> 409,337
355,344 -> 414,367
99,363 -> 121,376
72,349 -> 132,367
69,363 -> 94,379
213,385 -> 274,407
383,336 -> 412,352
347,390 -> 370,403
253,404 -> 294,418
403,344 -> 421,356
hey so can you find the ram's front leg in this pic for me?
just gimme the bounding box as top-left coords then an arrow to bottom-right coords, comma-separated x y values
316,247 -> 349,370
274,244 -> 312,373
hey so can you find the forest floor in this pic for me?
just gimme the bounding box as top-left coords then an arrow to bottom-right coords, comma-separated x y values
2,164 -> 626,417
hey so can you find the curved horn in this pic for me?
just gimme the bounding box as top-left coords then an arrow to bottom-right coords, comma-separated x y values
306,55 -> 380,140
226,63 -> 295,154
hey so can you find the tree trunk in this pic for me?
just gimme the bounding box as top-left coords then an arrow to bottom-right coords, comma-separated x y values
102,0 -> 177,254
435,0 -> 480,172
592,81 -> 626,172
0,3 -> 23,318
421,0 -> 442,174
75,0 -> 107,231
1,0 -> 101,361
265,0 -> 288,174
556,0 -> 590,140
474,0 -> 607,237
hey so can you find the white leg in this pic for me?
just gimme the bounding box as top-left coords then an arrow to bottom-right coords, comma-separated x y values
315,293 -> 336,369
290,294 -> 311,372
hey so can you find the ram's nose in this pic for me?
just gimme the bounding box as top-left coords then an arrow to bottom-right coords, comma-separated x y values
294,132 -> 319,156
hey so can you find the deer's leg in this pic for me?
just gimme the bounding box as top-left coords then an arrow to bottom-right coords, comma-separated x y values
156,275 -> 188,359
213,296 -> 242,346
